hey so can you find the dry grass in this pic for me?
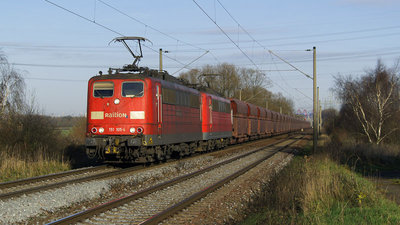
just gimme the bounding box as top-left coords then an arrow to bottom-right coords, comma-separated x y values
323,141 -> 400,174
0,146 -> 70,182
239,147 -> 400,225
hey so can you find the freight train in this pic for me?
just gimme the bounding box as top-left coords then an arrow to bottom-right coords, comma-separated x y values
85,37 -> 310,163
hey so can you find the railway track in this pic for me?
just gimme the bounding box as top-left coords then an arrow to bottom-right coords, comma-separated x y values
0,165 -> 129,200
0,134 -> 290,202
48,135 -> 303,225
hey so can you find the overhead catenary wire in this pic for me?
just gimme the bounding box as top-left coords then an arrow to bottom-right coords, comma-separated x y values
44,0 -> 209,73
97,0 -> 208,52
97,0 -> 223,72
44,0 -> 123,36
268,50 -> 312,80
215,0 -> 268,50
0,75 -> 86,82
6,47 -> 400,70
147,24 -> 400,48
193,0 -> 316,108
171,51 -> 209,75
269,53 -> 313,101
192,0 -> 260,70
192,0 -> 297,106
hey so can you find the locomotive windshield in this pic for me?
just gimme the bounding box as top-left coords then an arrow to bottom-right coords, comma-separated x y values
93,82 -> 114,98
122,82 -> 144,97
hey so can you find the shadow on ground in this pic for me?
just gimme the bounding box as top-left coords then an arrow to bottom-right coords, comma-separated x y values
64,144 -> 103,169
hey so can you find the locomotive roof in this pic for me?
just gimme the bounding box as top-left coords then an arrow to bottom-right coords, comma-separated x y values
90,68 -> 180,82
90,68 -> 224,97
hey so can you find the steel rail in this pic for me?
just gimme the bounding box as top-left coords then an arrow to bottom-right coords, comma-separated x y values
46,137 -> 296,225
0,166 -> 143,200
0,134 -> 290,201
142,136 -> 304,225
0,165 -> 108,189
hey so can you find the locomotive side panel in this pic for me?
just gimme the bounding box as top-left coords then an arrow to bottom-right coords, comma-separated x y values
201,93 -> 232,140
160,82 -> 202,144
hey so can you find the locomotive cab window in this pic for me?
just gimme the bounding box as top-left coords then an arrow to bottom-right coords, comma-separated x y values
93,81 -> 114,98
122,82 -> 144,97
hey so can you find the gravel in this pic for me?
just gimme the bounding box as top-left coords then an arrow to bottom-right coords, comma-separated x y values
0,138 -> 285,224
82,149 -> 274,224
0,167 -> 117,196
0,152 -> 243,224
164,139 -> 307,225
0,180 -> 111,224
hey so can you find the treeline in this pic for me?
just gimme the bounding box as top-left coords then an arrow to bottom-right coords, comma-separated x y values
0,54 -> 66,159
323,60 -> 400,146
0,53 -> 87,163
179,63 -> 294,115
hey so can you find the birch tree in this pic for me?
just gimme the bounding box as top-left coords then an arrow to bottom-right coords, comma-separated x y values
0,55 -> 25,116
334,60 -> 400,145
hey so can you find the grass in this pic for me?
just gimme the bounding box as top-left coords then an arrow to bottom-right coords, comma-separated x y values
324,141 -> 400,174
0,115 -> 88,182
239,144 -> 400,225
0,146 -> 70,182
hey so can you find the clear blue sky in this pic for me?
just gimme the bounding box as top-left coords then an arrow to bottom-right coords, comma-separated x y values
1,0 -> 399,116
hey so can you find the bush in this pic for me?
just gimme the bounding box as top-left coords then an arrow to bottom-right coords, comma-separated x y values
0,110 -> 72,181
0,113 -> 67,157
323,141 -> 400,174
69,116 -> 87,144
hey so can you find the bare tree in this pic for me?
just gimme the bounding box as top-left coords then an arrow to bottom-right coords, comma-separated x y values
0,55 -> 25,116
178,68 -> 201,85
179,63 -> 294,114
179,63 -> 240,98
334,60 -> 400,145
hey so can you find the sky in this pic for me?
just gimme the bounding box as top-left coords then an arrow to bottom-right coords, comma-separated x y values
0,0 -> 399,116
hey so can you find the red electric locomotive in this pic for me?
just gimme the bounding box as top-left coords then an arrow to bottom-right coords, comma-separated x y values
86,37 -> 234,163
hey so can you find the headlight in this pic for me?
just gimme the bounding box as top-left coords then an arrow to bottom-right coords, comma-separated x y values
137,127 -> 143,133
114,98 -> 120,105
91,127 -> 97,133
130,127 -> 135,133
99,127 -> 104,133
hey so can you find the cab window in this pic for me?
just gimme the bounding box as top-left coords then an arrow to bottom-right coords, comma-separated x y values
93,82 -> 114,98
122,82 -> 144,97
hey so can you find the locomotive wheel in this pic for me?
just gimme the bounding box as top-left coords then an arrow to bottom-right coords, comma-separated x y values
86,147 -> 97,159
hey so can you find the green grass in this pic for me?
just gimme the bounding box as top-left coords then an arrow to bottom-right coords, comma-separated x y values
55,127 -> 73,136
239,149 -> 400,225
306,201 -> 400,225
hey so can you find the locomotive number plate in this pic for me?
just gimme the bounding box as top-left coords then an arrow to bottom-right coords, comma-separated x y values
108,127 -> 126,132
